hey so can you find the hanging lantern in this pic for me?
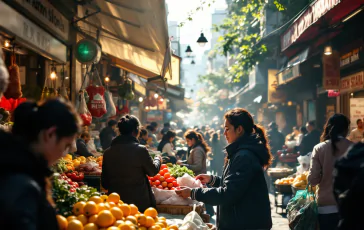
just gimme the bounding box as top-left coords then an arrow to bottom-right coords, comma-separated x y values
197,33 -> 208,47
185,45 -> 193,57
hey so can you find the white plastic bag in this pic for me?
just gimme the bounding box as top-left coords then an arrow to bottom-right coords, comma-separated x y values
179,204 -> 209,230
161,193 -> 198,206
297,154 -> 311,171
152,187 -> 175,204
177,174 -> 203,188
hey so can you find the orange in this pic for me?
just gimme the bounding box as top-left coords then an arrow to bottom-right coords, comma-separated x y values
100,195 -> 108,203
73,202 -> 86,215
158,217 -> 166,222
144,216 -> 155,228
108,202 -> 116,208
125,216 -> 137,225
156,221 -> 166,228
84,201 -> 98,216
88,214 -> 98,223
107,193 -> 120,203
139,227 -> 147,230
137,214 -> 147,226
110,207 -> 123,220
118,223 -> 135,230
89,196 -> 103,204
97,203 -> 109,212
168,225 -> 179,230
129,204 -> 138,215
119,204 -> 131,217
106,227 -> 119,230
67,219 -> 83,230
148,226 -> 162,230
77,214 -> 88,225
84,223 -> 99,230
66,216 -> 77,222
144,208 -> 158,218
113,220 -> 125,226
96,210 -> 115,228
56,215 -> 68,230
118,200 -> 124,205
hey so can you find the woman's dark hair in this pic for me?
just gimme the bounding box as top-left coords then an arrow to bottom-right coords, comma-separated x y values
162,130 -> 176,142
210,132 -> 219,143
300,126 -> 308,134
140,128 -> 148,137
320,113 -> 350,154
12,98 -> 81,143
146,125 -> 155,132
118,115 -> 140,135
81,132 -> 90,139
224,108 -> 273,167
108,119 -> 117,127
184,130 -> 211,153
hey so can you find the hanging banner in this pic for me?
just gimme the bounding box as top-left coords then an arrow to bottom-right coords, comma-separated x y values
350,98 -> 364,130
268,69 -> 286,103
340,71 -> 364,93
323,51 -> 340,90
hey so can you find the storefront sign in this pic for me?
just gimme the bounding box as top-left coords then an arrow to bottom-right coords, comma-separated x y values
340,71 -> 364,93
340,48 -> 360,68
323,51 -> 340,90
278,65 -> 301,85
268,69 -> 286,103
327,90 -> 340,97
350,98 -> 364,129
281,0 -> 341,51
14,0 -> 69,41
0,2 -> 67,63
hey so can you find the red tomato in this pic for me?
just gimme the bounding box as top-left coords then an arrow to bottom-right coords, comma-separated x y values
159,176 -> 165,182
154,180 -> 161,186
169,187 -> 175,190
70,188 -> 76,192
166,178 -> 174,183
153,174 -> 161,181
68,181 -> 74,185
159,170 -> 166,176
161,164 -> 168,169
164,173 -> 171,179
170,177 -> 176,181
157,185 -> 163,189
163,168 -> 169,174
172,181 -> 178,187
162,182 -> 168,188
149,180 -> 152,185
167,183 -> 173,188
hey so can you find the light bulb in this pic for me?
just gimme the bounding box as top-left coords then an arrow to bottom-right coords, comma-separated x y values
160,98 -> 164,102
324,45 -> 332,56
145,106 -> 150,110
50,71 -> 57,80
139,97 -> 143,102
4,40 -> 10,48
154,93 -> 159,99
104,76 -> 110,82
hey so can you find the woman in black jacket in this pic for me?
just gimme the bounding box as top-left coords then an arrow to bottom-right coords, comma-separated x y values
0,99 -> 81,230
176,108 -> 273,230
101,115 -> 162,211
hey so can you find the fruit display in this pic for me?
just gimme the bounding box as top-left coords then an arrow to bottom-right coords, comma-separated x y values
275,177 -> 295,185
53,173 -> 100,216
168,165 -> 194,178
267,167 -> 294,178
292,171 -> 309,189
78,161 -> 102,176
56,192 -> 180,230
66,171 -> 85,182
148,164 -> 180,191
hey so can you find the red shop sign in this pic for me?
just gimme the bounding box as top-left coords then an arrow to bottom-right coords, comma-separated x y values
281,0 -> 341,51
340,71 -> 364,93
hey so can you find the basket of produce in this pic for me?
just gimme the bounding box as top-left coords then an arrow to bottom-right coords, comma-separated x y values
291,171 -> 317,195
267,168 -> 294,179
156,203 -> 204,216
275,177 -> 294,194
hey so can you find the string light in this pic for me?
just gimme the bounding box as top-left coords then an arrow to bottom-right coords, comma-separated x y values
139,97 -> 143,102
154,93 -> 159,99
50,67 -> 57,80
104,76 -> 110,83
4,40 -> 10,48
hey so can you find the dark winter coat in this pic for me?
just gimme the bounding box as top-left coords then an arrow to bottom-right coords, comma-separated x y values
101,135 -> 161,212
334,143 -> 364,230
299,129 -> 321,156
191,134 -> 272,230
267,129 -> 284,156
0,130 -> 58,230
76,138 -> 93,157
100,126 -> 116,150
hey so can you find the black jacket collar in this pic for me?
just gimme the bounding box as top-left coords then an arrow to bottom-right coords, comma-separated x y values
111,135 -> 139,146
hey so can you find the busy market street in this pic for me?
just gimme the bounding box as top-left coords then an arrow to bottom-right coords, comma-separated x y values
1,0 -> 364,230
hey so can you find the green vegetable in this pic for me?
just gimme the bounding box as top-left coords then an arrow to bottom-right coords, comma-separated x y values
168,164 -> 195,178
50,158 -> 68,173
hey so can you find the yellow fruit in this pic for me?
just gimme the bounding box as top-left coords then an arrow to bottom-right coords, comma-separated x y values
88,214 -> 98,223
125,216 -> 137,225
144,216 -> 155,228
118,223 -> 135,230
155,222 -> 165,228
67,216 -> 77,222
96,210 -> 115,228
84,223 -> 99,230
107,227 -> 120,230
148,225 -> 162,230
110,207 -> 124,220
118,200 -> 124,205
137,215 -> 147,226
156,221 -> 167,228
108,202 -> 116,208
73,202 -> 86,215
158,217 -> 166,222
67,219 -> 83,230
119,204 -> 131,217
77,214 -> 88,225
97,203 -> 109,212
129,204 -> 138,215
56,215 -> 68,230
114,220 -> 125,226
139,227 -> 147,230
89,196 -> 103,204
168,225 -> 179,230
107,193 -> 120,203
84,201 -> 98,216
100,195 -> 109,203
144,208 -> 158,218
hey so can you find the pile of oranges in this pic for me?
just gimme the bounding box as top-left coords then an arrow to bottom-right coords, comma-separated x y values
56,192 -> 179,230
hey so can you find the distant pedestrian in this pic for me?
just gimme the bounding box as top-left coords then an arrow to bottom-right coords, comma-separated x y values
139,128 -> 148,146
308,114 -> 352,230
209,132 -> 224,175
100,119 -> 117,150
296,126 -> 308,146
299,120 -> 321,156
76,132 -> 94,157
348,119 -> 363,143
267,122 -> 285,166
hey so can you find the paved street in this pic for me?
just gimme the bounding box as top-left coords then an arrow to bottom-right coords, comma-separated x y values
270,194 -> 289,230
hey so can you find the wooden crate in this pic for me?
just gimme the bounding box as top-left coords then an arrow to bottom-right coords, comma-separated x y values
156,203 -> 204,216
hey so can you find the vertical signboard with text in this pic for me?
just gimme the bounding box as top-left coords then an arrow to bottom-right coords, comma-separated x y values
350,98 -> 364,130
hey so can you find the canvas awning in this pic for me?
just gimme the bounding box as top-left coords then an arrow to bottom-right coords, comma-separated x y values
76,0 -> 177,83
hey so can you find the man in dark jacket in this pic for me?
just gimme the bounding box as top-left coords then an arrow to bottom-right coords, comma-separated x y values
101,135 -> 162,211
76,132 -> 94,157
100,120 -> 117,150
299,120 -> 321,156
267,122 -> 285,161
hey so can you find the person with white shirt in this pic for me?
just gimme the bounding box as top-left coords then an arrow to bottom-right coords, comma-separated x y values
348,119 -> 363,143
